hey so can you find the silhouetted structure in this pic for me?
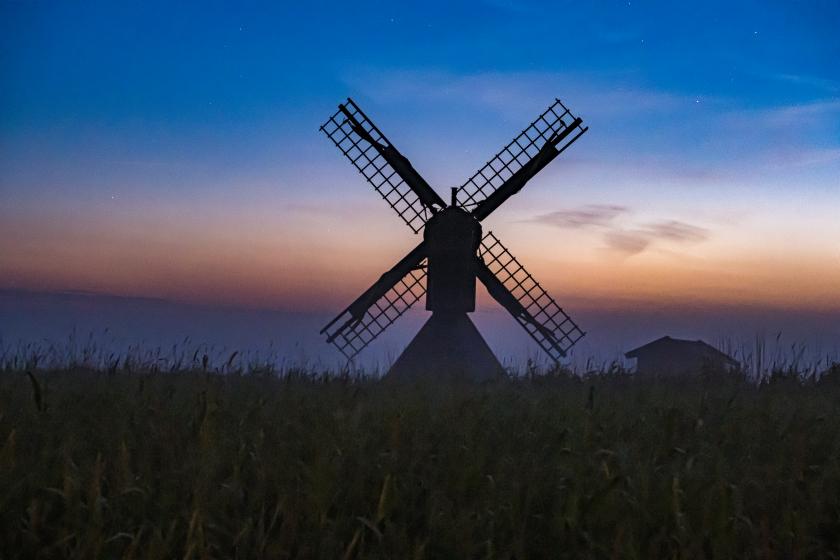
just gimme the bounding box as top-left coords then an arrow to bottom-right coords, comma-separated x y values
819,362 -> 840,383
318,98 -> 588,380
625,336 -> 739,375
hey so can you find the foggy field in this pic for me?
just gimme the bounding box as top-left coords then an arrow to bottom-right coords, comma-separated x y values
2,366 -> 840,559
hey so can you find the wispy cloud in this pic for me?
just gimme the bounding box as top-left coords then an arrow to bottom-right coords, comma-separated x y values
349,67 -> 839,144
722,98 -> 840,130
342,69 -> 693,120
759,99 -> 840,127
532,204 -> 710,256
768,73 -> 840,94
340,67 -> 840,192
341,67 -> 836,178
531,204 -> 628,229
766,147 -> 840,169
603,220 -> 709,256
604,230 -> 650,255
645,220 -> 709,243
604,220 -> 709,257
708,98 -> 840,172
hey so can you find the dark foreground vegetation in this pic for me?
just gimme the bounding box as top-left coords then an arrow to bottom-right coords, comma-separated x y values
1,362 -> 840,559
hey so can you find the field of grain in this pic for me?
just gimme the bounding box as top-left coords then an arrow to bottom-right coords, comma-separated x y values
1,362 -> 840,558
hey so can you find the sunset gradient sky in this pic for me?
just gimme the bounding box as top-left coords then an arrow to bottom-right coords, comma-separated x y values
2,1 -> 839,341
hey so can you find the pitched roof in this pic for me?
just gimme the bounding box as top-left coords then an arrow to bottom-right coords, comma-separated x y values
625,336 -> 739,366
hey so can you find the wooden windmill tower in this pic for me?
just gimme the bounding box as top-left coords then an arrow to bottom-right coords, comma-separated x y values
319,98 -> 588,380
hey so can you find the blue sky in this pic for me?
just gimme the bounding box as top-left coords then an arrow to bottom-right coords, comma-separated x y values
4,1 -> 838,179
1,1 -> 839,361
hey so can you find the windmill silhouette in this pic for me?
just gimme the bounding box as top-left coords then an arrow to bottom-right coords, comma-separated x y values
319,98 -> 588,380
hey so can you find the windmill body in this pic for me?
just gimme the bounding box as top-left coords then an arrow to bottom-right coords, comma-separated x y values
318,98 -> 589,380
389,200 -> 502,381
424,203 -> 481,313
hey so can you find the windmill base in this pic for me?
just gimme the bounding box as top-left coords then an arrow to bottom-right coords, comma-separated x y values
385,312 -> 505,382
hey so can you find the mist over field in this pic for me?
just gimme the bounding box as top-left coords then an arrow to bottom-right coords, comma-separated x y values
3,289 -> 838,373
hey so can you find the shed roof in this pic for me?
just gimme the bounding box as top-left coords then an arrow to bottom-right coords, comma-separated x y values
625,336 -> 739,366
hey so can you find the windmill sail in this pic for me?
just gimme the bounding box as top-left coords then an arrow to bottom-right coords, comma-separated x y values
476,232 -> 584,362
321,242 -> 428,360
459,99 -> 587,221
320,98 -> 445,233
319,95 -> 588,372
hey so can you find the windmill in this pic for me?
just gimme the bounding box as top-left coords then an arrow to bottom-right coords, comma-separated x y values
319,98 -> 588,380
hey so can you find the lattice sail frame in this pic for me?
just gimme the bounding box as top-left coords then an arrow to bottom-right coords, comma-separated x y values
479,232 -> 584,362
458,99 -> 587,212
320,98 -> 434,233
322,264 -> 427,360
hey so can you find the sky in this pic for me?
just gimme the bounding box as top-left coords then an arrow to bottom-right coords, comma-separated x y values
1,1 -> 839,364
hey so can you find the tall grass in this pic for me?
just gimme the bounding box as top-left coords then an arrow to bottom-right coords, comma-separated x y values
3,331 -> 836,381
1,357 -> 839,558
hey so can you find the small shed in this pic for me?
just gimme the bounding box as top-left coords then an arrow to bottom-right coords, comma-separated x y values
625,336 -> 739,375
